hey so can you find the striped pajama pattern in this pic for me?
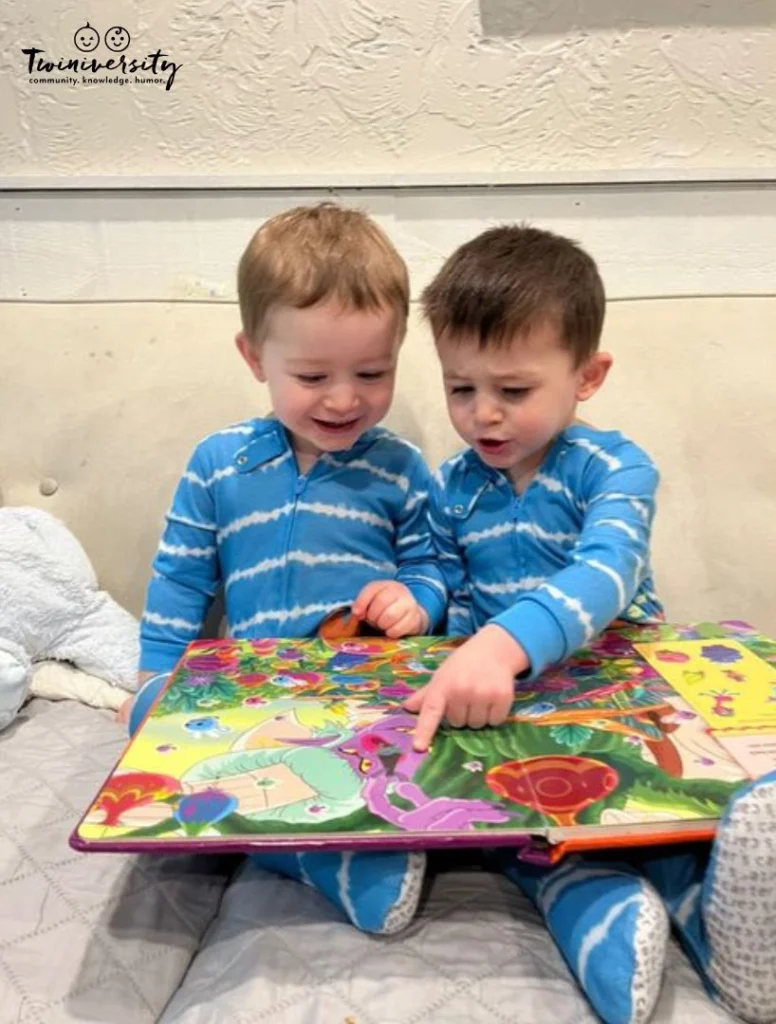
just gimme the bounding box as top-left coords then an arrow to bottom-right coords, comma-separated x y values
430,424 -> 664,678
140,416 -> 446,672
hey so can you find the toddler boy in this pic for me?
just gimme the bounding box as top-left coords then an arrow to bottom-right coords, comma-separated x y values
408,224 -> 776,1024
130,203 -> 445,936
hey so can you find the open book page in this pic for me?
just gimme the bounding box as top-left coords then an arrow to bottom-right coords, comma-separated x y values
73,622 -> 771,857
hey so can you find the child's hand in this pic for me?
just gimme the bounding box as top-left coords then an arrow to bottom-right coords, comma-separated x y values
404,625 -> 529,751
353,580 -> 429,638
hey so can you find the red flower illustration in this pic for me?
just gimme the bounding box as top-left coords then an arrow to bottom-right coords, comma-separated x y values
91,772 -> 181,826
486,755 -> 619,827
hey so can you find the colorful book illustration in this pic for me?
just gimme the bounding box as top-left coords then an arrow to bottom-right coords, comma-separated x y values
71,621 -> 776,863
635,635 -> 776,777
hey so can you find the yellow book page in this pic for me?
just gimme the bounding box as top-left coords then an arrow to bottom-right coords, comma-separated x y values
635,639 -> 776,732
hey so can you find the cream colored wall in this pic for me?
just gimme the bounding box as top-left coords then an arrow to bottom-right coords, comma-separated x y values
1,297 -> 775,634
3,0 -> 775,179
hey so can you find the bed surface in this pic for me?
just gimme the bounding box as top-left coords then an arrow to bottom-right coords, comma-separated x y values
0,698 -> 737,1023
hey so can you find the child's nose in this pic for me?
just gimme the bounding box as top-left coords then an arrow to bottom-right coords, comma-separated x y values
473,394 -> 502,424
324,384 -> 358,414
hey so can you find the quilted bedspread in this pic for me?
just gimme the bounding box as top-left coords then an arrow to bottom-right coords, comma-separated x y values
0,699 -> 738,1023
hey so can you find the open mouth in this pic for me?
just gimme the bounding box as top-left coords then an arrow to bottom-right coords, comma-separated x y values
477,438 -> 509,455
313,417 -> 361,434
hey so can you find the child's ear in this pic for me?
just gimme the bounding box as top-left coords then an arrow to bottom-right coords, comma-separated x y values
576,351 -> 613,402
235,331 -> 266,382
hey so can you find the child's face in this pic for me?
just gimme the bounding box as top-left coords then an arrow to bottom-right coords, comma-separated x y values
437,320 -> 610,488
238,300 -> 402,467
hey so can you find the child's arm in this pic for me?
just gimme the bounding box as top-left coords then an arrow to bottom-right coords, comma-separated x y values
139,445 -> 221,674
408,450 -> 659,750
490,456 -> 659,678
392,459 -> 447,628
353,457 -> 447,636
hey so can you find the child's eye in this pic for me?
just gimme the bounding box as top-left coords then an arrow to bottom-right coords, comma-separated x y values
502,387 -> 530,400
450,385 -> 474,396
295,374 -> 326,384
357,371 -> 387,381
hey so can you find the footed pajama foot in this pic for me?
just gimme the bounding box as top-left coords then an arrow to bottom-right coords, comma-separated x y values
641,771 -> 776,1023
496,852 -> 669,1024
252,849 -> 426,935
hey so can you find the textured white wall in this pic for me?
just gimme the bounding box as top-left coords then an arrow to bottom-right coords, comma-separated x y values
3,0 -> 775,179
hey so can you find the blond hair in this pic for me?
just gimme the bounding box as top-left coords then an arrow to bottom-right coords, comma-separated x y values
237,203 -> 410,342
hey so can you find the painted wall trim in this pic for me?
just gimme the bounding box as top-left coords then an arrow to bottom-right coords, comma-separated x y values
3,169 -> 776,192
2,182 -> 775,302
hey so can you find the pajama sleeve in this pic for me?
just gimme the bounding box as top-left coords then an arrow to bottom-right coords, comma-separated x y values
394,457 -> 448,631
139,445 -> 221,672
491,455 -> 659,677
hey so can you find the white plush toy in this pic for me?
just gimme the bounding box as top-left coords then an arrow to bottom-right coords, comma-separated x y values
0,506 -> 139,731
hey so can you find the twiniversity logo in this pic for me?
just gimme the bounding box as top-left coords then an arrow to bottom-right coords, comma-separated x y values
23,21 -> 181,90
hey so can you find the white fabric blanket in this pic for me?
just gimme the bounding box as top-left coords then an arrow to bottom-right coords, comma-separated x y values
30,661 -> 130,711
0,506 -> 139,730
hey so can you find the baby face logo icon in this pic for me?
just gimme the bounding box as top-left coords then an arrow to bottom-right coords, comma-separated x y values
73,22 -> 99,52
105,26 -> 131,52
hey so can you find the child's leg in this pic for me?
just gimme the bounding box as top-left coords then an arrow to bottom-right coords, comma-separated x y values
639,769 -> 776,1024
251,850 -> 426,935
492,851 -> 669,1024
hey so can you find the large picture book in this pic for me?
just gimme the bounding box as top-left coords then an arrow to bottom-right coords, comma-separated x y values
71,621 -> 776,864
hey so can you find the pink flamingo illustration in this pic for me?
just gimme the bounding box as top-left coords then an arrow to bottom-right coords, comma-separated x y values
335,713 -> 512,831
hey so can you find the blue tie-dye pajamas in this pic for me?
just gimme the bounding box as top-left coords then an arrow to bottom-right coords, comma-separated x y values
430,424 -> 664,665
140,417 -> 445,672
430,424 -> 776,1023
135,416 -> 445,934
431,424 -> 672,1024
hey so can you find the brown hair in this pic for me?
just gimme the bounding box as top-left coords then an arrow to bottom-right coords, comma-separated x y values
421,224 -> 605,365
237,202 -> 409,342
